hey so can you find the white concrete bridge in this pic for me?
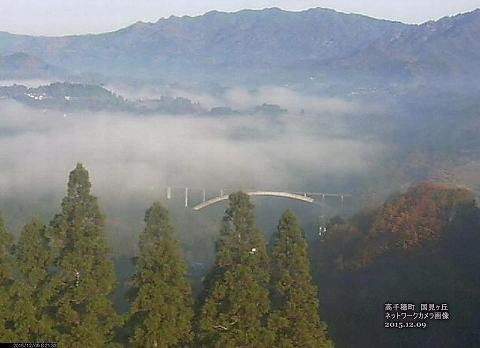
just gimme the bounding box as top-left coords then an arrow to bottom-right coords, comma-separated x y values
164,187 -> 351,211
192,191 -> 314,210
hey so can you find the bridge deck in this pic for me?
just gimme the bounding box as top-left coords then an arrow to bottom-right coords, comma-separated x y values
193,191 -> 314,211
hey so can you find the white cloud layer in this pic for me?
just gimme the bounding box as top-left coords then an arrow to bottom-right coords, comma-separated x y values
0,99 -> 382,204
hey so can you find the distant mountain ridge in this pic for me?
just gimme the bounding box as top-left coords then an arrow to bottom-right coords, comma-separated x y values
0,7 -> 479,86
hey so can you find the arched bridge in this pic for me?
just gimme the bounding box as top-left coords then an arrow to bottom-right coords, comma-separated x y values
164,186 -> 351,211
192,191 -> 314,211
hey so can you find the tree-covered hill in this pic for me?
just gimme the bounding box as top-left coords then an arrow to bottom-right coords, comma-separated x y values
0,82 -> 290,115
313,183 -> 480,348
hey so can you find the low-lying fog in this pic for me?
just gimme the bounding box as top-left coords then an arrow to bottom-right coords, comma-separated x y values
0,85 -> 392,259
0,103 -> 382,195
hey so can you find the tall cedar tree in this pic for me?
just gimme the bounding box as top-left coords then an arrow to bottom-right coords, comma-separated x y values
11,218 -> 55,342
268,210 -> 334,347
197,192 -> 273,347
48,163 -> 119,347
0,214 -> 15,341
127,202 -> 193,347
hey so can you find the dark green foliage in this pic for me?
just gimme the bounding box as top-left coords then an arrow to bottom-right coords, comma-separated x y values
48,163 -> 119,347
0,213 -> 15,341
5,158 -> 480,348
11,218 -> 55,342
268,210 -> 333,348
127,202 -> 193,347
16,219 -> 51,287
197,192 -> 273,347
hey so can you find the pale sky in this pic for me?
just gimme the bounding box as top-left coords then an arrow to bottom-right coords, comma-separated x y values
0,0 -> 479,36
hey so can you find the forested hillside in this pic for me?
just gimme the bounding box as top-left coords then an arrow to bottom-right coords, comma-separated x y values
314,183 -> 480,347
1,166 -> 479,347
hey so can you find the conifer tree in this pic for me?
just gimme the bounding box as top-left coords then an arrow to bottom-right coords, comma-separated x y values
127,202 -> 193,347
268,210 -> 334,348
48,163 -> 119,347
197,192 -> 273,347
0,213 -> 15,341
11,218 -> 55,342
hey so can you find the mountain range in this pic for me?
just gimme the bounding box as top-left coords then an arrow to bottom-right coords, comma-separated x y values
0,7 -> 479,87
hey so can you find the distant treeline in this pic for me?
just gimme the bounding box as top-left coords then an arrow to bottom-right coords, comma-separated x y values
0,164 -> 332,347
0,82 -> 287,116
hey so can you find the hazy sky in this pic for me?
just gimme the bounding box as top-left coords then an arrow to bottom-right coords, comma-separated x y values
0,0 -> 479,36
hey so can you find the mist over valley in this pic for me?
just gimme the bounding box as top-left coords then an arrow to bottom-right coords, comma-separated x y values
1,6 -> 480,348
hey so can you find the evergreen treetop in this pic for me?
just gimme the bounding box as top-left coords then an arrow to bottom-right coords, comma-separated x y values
198,192 -> 273,347
268,209 -> 334,348
11,218 -> 55,342
48,163 -> 119,347
128,202 -> 193,348
16,218 -> 52,287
